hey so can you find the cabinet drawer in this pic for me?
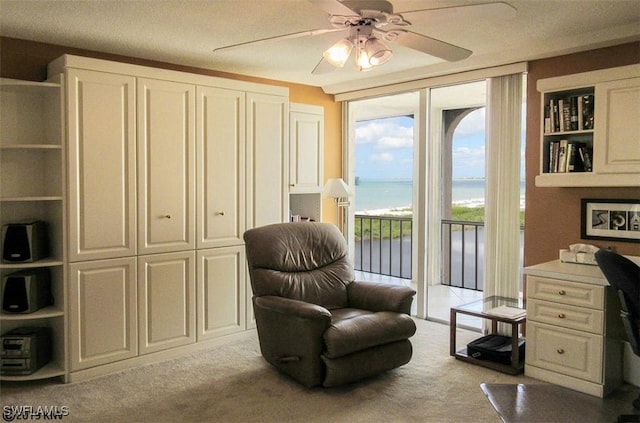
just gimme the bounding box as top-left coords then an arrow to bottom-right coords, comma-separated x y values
526,276 -> 604,309
526,321 -> 603,383
527,298 -> 604,334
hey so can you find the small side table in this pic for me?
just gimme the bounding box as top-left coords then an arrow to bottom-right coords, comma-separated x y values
450,296 -> 526,375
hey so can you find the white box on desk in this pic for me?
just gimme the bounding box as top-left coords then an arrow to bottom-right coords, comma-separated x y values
559,249 -> 598,265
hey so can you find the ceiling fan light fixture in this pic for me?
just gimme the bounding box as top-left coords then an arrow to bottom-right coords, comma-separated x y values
355,47 -> 374,71
364,37 -> 393,66
323,38 -> 354,68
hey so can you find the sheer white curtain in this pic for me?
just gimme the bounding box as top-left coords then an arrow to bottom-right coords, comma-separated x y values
484,74 -> 523,300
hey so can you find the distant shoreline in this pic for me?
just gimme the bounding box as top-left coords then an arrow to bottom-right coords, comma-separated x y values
354,179 -> 526,214
355,200 -> 526,215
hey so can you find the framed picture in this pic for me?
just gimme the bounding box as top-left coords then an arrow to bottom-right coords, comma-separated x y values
581,199 -> 640,243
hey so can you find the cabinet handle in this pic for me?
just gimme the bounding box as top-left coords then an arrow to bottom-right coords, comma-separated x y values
215,211 -> 225,216
558,290 -> 566,296
558,313 -> 566,319
557,348 -> 565,354
162,214 -> 172,219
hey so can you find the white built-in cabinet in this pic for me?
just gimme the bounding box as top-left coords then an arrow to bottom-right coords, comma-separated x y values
288,103 -> 324,222
0,77 -> 67,382
536,64 -> 640,187
66,69 -> 137,262
138,251 -> 196,354
45,55 -> 289,381
197,86 -> 245,249
137,78 -> 196,255
197,246 -> 246,340
68,257 -> 138,371
246,92 -> 290,227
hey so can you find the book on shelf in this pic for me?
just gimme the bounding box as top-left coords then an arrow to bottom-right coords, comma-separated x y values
578,144 -> 593,172
547,141 -> 591,173
545,94 -> 594,133
557,139 -> 568,172
485,305 -> 526,319
570,96 -> 579,131
582,94 -> 594,130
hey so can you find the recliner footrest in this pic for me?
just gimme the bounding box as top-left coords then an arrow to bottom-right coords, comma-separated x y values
323,311 -> 416,358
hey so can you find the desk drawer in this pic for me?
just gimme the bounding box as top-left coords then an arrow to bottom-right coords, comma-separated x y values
526,321 -> 603,383
526,276 -> 604,309
527,298 -> 604,334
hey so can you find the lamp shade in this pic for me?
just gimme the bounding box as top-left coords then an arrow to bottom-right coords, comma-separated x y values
322,178 -> 351,199
365,38 -> 393,66
323,39 -> 353,67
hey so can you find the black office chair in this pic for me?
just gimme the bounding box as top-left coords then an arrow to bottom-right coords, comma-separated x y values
595,249 -> 640,421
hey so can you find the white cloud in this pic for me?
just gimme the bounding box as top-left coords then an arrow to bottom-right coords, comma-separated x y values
453,145 -> 485,167
370,152 -> 394,162
356,120 -> 413,149
376,136 -> 413,149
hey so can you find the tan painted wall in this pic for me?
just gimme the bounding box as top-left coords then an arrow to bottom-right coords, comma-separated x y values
524,42 -> 640,266
0,36 -> 342,224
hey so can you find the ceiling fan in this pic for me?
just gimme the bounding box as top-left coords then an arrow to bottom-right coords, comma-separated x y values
213,0 -> 516,74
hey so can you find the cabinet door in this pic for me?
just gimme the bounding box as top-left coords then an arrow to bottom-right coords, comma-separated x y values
69,258 -> 137,371
289,104 -> 324,193
594,77 -> 640,174
246,92 -> 289,228
138,78 -> 196,254
197,86 -> 245,249
67,69 -> 136,261
197,246 -> 246,340
138,251 -> 196,354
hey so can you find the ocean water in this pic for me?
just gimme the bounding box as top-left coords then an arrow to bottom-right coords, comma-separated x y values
353,179 -> 525,212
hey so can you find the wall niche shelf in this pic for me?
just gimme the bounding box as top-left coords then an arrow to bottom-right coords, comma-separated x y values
535,64 -> 640,187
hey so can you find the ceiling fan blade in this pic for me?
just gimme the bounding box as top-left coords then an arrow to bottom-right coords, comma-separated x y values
213,28 -> 345,53
400,2 -> 516,24
394,31 -> 472,62
311,57 -> 337,75
307,0 -> 360,17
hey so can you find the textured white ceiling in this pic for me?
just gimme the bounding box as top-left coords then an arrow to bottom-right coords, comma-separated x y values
1,0 -> 639,94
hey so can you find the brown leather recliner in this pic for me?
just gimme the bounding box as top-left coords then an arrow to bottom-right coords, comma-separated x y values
243,222 -> 417,388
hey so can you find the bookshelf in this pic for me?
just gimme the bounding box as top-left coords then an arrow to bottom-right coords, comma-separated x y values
536,65 -> 640,187
0,78 -> 67,382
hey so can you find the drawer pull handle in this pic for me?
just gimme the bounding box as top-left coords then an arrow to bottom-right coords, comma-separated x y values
558,290 -> 566,296
558,313 -> 566,319
163,214 -> 172,219
215,211 -> 225,216
557,348 -> 565,354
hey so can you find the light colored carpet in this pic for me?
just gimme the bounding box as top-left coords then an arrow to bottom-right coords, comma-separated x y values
1,318 -> 635,422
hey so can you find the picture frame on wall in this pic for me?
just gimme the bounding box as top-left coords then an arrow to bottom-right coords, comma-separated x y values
581,199 -> 640,243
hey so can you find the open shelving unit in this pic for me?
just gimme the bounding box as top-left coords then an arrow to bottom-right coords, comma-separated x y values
0,77 -> 68,382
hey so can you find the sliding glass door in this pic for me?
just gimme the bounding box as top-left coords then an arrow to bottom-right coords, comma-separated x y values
344,73 -> 525,323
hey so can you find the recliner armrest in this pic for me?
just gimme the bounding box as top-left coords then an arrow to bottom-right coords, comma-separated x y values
347,281 -> 415,314
254,295 -> 332,322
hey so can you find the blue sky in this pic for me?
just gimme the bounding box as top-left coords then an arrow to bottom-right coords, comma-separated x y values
355,108 -> 525,180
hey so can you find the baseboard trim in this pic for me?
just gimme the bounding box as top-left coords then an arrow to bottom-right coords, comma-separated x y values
68,329 -> 257,383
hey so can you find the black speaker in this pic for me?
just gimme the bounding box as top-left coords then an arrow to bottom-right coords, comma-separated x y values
1,268 -> 52,313
1,221 -> 49,263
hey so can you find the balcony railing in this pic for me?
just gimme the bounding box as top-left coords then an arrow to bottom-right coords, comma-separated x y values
354,214 -> 412,279
441,219 -> 484,291
354,214 -> 487,290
